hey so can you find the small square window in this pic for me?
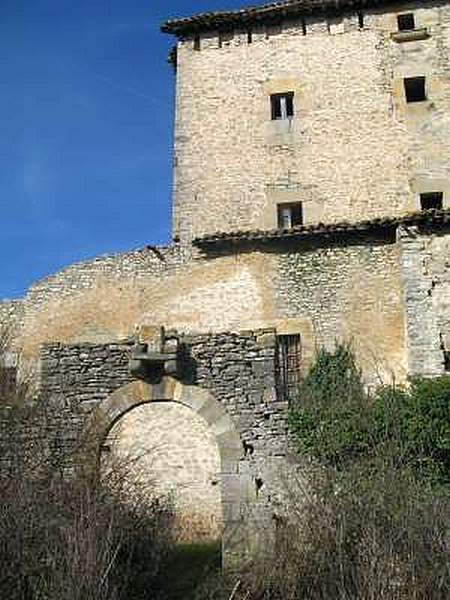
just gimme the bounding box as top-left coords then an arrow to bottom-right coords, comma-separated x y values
420,192 -> 443,211
277,202 -> 303,229
271,92 -> 294,120
404,77 -> 427,103
398,13 -> 415,31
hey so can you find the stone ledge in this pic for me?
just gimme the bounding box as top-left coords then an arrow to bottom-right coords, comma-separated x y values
390,28 -> 430,43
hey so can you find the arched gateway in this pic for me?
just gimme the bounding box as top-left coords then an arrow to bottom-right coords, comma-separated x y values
93,377 -> 245,567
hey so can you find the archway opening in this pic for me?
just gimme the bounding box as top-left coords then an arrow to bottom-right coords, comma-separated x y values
102,400 -> 223,544
94,379 -> 245,574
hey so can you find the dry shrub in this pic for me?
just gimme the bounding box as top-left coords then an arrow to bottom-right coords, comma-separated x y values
241,344 -> 450,600
0,377 -> 174,600
243,463 -> 450,600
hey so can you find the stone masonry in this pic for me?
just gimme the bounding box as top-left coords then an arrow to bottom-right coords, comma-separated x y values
169,1 -> 450,242
2,0 -> 450,569
33,331 -> 288,566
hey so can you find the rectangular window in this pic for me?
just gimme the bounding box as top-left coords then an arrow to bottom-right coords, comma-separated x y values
271,92 -> 294,120
277,202 -> 303,229
276,335 -> 302,404
404,76 -> 426,103
398,13 -> 415,31
193,35 -> 201,51
420,192 -> 443,211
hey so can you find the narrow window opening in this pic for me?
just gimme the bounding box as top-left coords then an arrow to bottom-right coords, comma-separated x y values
277,202 -> 303,229
255,478 -> 264,497
358,11 -> 364,29
247,29 -> 253,44
420,192 -> 443,211
404,76 -> 427,103
243,440 -> 254,456
275,335 -> 302,404
193,35 -> 201,51
444,351 -> 450,372
398,13 -> 415,31
271,92 -> 294,120
301,19 -> 307,36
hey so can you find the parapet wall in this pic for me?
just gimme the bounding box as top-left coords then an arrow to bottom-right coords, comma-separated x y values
3,222 -> 450,385
26,244 -> 190,309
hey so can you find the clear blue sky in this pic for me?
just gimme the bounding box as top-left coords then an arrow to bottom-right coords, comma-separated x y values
0,0 -> 253,299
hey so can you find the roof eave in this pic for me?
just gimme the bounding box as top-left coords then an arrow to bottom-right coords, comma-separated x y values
160,0 -> 406,37
192,210 -> 450,250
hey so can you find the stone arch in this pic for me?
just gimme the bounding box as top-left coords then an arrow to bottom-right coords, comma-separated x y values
93,378 -> 245,567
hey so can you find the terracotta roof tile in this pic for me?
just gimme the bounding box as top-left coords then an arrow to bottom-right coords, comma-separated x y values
162,0 -> 411,36
192,210 -> 450,249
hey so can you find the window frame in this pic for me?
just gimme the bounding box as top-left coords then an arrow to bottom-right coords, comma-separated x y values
277,202 -> 303,229
270,92 -> 295,121
275,334 -> 302,404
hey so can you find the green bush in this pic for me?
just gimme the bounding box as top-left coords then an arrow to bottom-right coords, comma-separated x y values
289,344 -> 373,469
289,345 -> 450,487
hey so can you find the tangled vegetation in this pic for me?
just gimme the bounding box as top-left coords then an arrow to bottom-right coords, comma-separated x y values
252,344 -> 450,600
289,344 -> 450,488
1,329 -> 449,599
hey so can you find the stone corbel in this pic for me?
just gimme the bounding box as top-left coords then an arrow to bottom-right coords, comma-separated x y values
130,325 -> 180,382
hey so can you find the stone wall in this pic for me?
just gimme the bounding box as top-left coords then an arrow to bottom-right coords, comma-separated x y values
275,234 -> 408,384
6,229 -> 426,386
36,331 -> 289,546
13,244 -> 279,358
39,331 -> 287,458
25,245 -> 189,310
399,223 -> 450,375
173,1 -> 450,242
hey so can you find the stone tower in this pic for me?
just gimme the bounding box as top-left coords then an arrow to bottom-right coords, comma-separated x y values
163,0 -> 450,243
